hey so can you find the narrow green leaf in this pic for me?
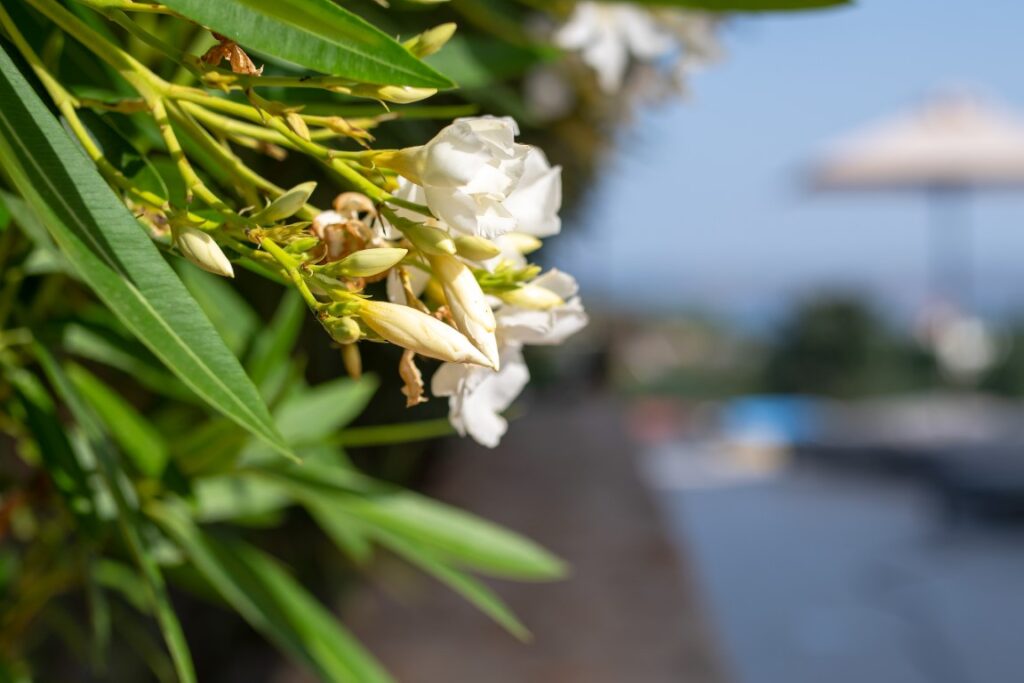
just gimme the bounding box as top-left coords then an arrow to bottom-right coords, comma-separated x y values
7,366 -> 98,529
159,0 -> 454,88
62,324 -> 198,404
251,462 -> 565,580
425,36 -> 554,89
73,110 -> 169,199
0,45 -> 294,462
374,530 -> 530,641
245,291 -> 304,388
337,493 -> 567,581
274,376 -> 379,446
0,192 -> 10,230
306,498 -> 374,565
34,346 -> 196,683
1,191 -> 65,269
149,501 -> 393,683
175,263 -> 259,358
67,363 -> 170,478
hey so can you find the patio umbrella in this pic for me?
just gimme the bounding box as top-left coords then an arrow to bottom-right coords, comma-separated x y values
810,92 -> 1024,308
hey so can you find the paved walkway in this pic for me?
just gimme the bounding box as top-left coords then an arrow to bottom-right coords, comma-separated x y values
346,396 -> 728,683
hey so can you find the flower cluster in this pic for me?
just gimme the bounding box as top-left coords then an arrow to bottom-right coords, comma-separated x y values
555,1 -> 723,95
304,116 -> 588,447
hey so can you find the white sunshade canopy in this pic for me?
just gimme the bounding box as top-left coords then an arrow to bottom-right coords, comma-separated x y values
812,94 -> 1024,190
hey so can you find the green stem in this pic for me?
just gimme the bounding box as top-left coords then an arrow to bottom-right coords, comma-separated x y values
332,418 -> 454,447
74,0 -> 177,15
24,0 -> 166,100
258,237 -> 321,311
0,3 -> 215,229
150,98 -> 228,211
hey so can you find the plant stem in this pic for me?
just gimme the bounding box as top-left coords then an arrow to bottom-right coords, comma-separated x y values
258,237 -> 321,311
74,0 -> 177,15
333,418 -> 454,447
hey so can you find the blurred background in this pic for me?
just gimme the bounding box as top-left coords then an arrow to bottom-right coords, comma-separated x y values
341,2 -> 1024,682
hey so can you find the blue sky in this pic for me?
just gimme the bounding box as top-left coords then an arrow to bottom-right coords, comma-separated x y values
556,0 -> 1024,328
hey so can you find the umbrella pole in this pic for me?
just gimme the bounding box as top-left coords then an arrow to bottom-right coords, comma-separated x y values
927,185 -> 971,312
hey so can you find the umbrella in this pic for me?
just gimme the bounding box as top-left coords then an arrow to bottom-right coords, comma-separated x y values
810,92 -> 1024,308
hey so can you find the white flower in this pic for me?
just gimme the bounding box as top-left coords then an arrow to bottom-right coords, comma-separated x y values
412,117 -> 531,238
174,226 -> 234,278
495,269 -> 589,346
429,253 -> 500,369
433,269 -> 588,447
386,262 -> 430,304
359,299 -> 494,368
503,147 -> 562,239
432,343 -> 530,448
555,2 -> 675,93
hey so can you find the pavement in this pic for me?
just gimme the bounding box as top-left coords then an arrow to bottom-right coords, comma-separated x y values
343,395 -> 729,683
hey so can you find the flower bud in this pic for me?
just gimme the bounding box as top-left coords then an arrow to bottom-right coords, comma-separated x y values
350,84 -> 437,104
321,315 -> 361,344
251,181 -> 317,225
174,226 -> 234,278
285,236 -> 321,253
454,235 -> 501,261
429,253 -> 499,369
285,111 -> 311,141
333,248 -> 408,278
341,342 -> 362,380
499,284 -> 564,310
403,23 -> 457,58
401,222 -> 456,256
359,299 -> 493,368
500,232 -> 543,255
374,148 -> 425,186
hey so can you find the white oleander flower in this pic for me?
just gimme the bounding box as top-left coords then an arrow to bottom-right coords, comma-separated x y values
555,2 -> 675,93
174,226 -> 234,278
432,269 -> 588,447
503,147 -> 562,239
359,299 -> 494,368
429,253 -> 500,369
432,343 -> 530,448
494,269 -> 589,346
417,116 -> 529,238
386,262 -> 430,304
387,145 -> 560,271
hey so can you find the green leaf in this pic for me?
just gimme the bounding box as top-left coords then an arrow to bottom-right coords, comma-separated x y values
616,0 -> 851,10
274,376 -> 379,446
62,324 -> 198,404
306,497 -> 374,565
193,474 -> 290,524
158,0 -> 454,88
253,461 -> 565,580
0,192 -> 10,231
374,530 -> 530,641
149,500 -> 393,683
0,45 -> 295,462
7,365 -> 98,530
425,36 -> 554,89
73,110 -> 169,199
67,363 -> 170,478
245,291 -> 304,389
175,263 -> 259,358
34,346 -> 197,683
337,492 -> 567,581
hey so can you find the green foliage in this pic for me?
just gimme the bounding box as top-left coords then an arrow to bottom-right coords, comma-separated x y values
0,0 -> 845,679
159,0 -> 454,88
0,46 -> 293,461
